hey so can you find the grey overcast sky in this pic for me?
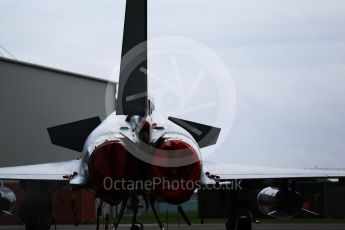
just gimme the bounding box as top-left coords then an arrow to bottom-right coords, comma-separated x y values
1,0 -> 345,168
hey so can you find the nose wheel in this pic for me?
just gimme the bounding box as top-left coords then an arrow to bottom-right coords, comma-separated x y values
226,216 -> 252,230
224,190 -> 254,230
112,192 -> 146,230
111,192 -> 166,230
130,221 -> 144,230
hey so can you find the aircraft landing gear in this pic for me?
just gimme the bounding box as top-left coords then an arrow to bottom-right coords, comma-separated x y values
113,194 -> 129,230
113,192 -> 145,230
224,189 -> 253,230
20,181 -> 53,230
148,194 -> 165,230
235,216 -> 252,230
129,192 -> 144,230
225,215 -> 252,230
130,221 -> 144,230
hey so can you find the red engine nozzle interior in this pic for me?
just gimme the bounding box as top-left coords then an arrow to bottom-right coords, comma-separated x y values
146,139 -> 201,205
88,141 -> 140,205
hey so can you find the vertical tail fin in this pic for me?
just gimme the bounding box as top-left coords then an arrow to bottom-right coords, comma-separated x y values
116,0 -> 148,116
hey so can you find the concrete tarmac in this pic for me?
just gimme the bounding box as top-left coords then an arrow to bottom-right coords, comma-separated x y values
1,224 -> 345,230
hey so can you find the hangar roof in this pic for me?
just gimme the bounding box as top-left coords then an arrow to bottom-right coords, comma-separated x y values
0,57 -> 116,84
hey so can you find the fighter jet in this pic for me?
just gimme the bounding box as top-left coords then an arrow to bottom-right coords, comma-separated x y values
1,1 -> 345,230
